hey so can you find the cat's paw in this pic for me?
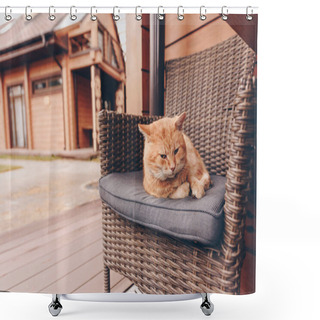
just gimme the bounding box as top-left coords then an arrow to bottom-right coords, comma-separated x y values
191,183 -> 205,199
170,182 -> 190,199
180,182 -> 191,197
201,173 -> 212,190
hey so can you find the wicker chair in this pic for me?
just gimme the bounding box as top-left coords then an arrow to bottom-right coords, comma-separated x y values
99,34 -> 256,294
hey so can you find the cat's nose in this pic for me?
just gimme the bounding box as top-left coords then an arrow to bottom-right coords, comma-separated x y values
170,167 -> 175,172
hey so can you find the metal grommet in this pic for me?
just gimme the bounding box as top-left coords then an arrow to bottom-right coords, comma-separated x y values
91,6 -> 97,21
70,6 -> 77,21
5,6 -> 12,21
113,6 -> 120,21
246,6 -> 253,21
157,6 -> 164,20
200,6 -> 207,21
135,6 -> 142,21
177,6 -> 184,21
25,6 -> 32,21
49,6 -> 56,21
221,6 -> 228,21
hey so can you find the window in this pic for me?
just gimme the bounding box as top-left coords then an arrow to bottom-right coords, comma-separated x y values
33,76 -> 62,94
98,29 -> 104,56
106,34 -> 119,69
110,43 -> 119,69
48,77 -> 62,88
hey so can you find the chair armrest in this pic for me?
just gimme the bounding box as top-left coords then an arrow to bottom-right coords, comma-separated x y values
98,110 -> 160,177
222,76 -> 256,258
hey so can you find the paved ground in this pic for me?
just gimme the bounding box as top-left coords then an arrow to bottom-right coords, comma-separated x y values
0,158 -> 100,234
0,147 -> 99,160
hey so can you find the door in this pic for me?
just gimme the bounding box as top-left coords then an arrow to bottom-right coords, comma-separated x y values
73,70 -> 93,149
8,85 -> 27,148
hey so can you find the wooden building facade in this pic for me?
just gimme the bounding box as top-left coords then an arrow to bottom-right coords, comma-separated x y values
0,14 -> 125,152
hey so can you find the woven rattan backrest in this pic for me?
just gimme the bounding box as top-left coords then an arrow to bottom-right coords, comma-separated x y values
165,35 -> 256,176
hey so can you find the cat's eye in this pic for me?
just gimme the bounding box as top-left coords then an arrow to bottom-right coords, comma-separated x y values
160,154 -> 167,159
174,148 -> 179,155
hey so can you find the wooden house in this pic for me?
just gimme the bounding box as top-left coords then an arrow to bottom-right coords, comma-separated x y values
0,14 -> 125,152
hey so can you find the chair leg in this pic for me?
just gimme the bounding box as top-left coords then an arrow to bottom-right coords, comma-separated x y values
200,293 -> 214,316
48,294 -> 63,317
104,266 -> 110,292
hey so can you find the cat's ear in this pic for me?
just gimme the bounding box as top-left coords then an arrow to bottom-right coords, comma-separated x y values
175,112 -> 186,131
138,124 -> 151,139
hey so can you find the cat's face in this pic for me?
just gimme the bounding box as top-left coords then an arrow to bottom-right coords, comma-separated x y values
139,113 -> 187,181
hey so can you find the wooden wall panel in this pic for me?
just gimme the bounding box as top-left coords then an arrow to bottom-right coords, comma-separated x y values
125,14 -> 142,115
165,14 -> 236,61
29,58 -> 64,150
165,14 -> 219,46
3,67 -> 24,85
227,14 -> 258,53
29,57 -> 61,80
75,74 -> 92,148
240,197 -> 256,294
31,91 -> 64,150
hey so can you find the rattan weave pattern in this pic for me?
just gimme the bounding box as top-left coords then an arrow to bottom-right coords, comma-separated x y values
99,35 -> 256,294
165,35 -> 256,176
99,112 -> 160,176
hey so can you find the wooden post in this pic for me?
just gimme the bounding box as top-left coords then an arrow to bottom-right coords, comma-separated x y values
149,14 -> 165,116
23,64 -> 33,149
90,18 -> 98,48
90,65 -> 101,152
68,64 -> 77,150
62,55 -> 71,150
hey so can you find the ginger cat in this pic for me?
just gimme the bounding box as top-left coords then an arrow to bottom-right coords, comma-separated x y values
138,113 -> 211,199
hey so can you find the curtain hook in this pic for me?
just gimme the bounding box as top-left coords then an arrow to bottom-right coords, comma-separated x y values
246,6 -> 253,21
91,6 -> 97,21
177,6 -> 184,21
25,6 -> 32,21
221,6 -> 228,21
49,6 -> 56,21
135,6 -> 142,21
5,6 -> 12,21
113,6 -> 120,21
157,6 -> 164,20
200,6 -> 207,21
70,6 -> 77,21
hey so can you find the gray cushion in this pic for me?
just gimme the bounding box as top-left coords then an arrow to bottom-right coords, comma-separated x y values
99,171 -> 226,247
